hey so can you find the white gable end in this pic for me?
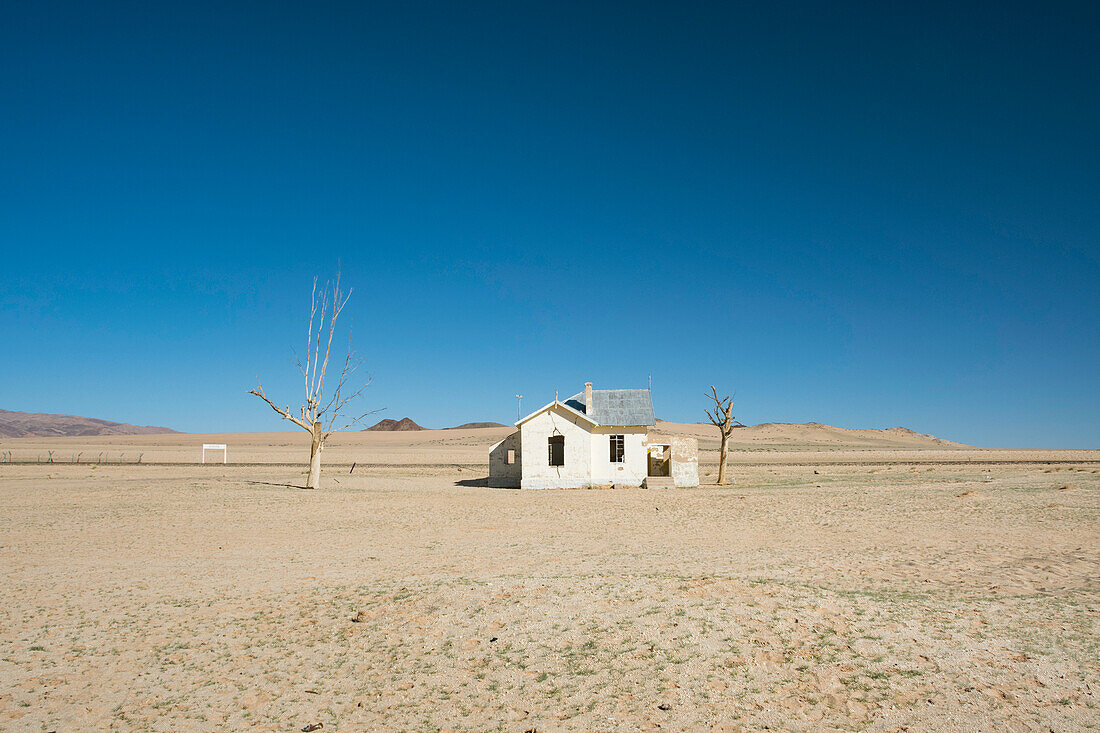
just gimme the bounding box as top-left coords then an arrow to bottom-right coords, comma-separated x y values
519,403 -> 594,489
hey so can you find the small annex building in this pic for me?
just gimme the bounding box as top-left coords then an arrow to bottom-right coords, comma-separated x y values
489,382 -> 699,489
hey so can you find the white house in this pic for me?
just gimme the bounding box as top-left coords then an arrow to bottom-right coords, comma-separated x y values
488,382 -> 699,489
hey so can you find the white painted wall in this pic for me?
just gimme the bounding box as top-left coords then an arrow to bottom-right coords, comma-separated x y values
519,404 -> 594,489
488,431 -> 521,488
669,436 -> 700,487
589,426 -> 648,486
503,402 -> 688,490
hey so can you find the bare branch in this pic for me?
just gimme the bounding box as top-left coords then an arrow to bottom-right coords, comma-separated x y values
247,381 -> 312,432
291,346 -> 308,379
316,270 -> 348,408
305,277 -> 318,402
324,362 -> 367,430
320,326 -> 356,416
326,404 -> 385,437
309,283 -> 327,407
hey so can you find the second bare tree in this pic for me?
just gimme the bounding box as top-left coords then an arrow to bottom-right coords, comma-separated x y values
705,385 -> 744,485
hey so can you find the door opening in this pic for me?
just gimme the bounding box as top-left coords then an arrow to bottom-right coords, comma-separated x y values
647,445 -> 671,477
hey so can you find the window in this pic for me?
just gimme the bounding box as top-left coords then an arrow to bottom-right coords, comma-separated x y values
609,434 -> 625,463
548,435 -> 565,466
506,449 -> 515,465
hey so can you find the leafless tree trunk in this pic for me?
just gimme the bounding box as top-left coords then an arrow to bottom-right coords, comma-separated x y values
248,272 -> 376,489
705,386 -> 743,485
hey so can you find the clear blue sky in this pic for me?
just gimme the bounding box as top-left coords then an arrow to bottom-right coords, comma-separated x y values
2,1 -> 1097,448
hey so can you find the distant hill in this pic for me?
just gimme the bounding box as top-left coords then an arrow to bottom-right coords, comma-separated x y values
446,422 -> 507,429
365,417 -> 424,431
655,419 -> 972,449
0,408 -> 179,438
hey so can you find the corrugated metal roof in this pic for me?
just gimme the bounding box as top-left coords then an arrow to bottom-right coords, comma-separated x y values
564,389 -> 655,426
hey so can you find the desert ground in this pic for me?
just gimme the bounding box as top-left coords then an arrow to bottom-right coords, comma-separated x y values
1,424 -> 1097,732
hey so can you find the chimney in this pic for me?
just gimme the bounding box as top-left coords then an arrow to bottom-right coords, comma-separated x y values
584,382 -> 593,413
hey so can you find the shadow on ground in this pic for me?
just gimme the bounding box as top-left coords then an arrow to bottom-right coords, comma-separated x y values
454,477 -> 489,487
246,480 -> 311,491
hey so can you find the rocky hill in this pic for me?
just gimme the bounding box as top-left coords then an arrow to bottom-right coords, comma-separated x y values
0,408 -> 179,438
365,417 -> 424,431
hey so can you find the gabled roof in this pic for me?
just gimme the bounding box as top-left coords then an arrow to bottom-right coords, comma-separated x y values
564,389 -> 655,427
515,399 -> 598,428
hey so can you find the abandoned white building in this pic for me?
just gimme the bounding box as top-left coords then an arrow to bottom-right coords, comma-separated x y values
489,382 -> 699,489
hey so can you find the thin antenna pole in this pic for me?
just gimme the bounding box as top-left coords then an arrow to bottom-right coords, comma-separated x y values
515,394 -> 523,421
648,374 -> 652,391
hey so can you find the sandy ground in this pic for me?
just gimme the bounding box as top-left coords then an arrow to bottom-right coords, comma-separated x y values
0,431 -> 1097,731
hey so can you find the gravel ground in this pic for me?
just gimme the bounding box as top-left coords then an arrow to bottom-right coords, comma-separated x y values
0,457 -> 1097,731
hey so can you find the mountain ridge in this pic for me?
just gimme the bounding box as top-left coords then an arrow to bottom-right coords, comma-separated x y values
445,422 -> 507,429
0,408 -> 179,438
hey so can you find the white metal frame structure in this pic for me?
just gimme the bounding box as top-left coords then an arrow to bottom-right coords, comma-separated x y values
202,443 -> 227,464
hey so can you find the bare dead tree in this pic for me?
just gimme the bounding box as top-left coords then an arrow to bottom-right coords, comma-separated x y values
704,386 -> 744,485
248,272 -> 377,488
